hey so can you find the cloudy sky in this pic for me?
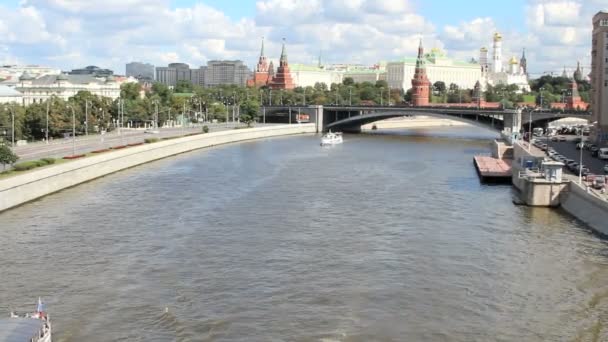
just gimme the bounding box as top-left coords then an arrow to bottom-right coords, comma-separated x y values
0,0 -> 604,78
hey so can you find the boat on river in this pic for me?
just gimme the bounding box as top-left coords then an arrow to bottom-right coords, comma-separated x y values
0,298 -> 51,342
320,131 -> 343,146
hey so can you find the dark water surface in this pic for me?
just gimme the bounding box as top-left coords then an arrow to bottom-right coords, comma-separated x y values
2,126 -> 608,341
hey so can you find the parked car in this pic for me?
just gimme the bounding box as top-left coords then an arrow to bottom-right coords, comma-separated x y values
593,177 -> 606,190
559,136 -> 567,142
551,136 -> 558,142
592,149 -> 600,157
604,165 -> 608,173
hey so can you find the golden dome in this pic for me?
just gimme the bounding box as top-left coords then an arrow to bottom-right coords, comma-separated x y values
509,56 -> 518,65
480,47 -> 488,52
493,32 -> 502,41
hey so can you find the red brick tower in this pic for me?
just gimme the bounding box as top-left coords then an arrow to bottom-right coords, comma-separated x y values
269,39 -> 295,90
247,37 -> 270,87
411,39 -> 431,106
565,79 -> 587,110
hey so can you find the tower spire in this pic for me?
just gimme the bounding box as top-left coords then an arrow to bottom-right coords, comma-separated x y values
280,38 -> 287,65
260,36 -> 265,57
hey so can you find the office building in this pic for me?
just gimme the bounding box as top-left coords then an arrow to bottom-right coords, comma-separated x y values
592,11 -> 608,144
126,62 -> 155,81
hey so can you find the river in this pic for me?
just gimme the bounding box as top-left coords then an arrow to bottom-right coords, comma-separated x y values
1,126 -> 608,341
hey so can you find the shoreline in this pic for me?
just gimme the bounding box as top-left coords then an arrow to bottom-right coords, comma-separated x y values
0,124 -> 316,213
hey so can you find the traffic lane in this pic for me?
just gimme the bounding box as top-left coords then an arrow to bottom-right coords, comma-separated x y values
547,140 -> 607,175
13,124 -> 250,162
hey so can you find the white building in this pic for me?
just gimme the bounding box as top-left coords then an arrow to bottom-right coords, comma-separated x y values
480,33 -> 531,92
386,48 -> 482,90
289,64 -> 343,88
5,73 -> 126,105
0,65 -> 61,82
0,85 -> 23,104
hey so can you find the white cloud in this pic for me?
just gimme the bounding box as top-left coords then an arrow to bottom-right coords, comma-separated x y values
0,0 -> 595,79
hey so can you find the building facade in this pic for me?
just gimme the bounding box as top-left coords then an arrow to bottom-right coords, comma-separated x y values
387,48 -> 482,91
202,60 -> 251,87
126,62 -> 155,81
155,63 -> 197,87
11,74 -> 125,105
592,11 -> 608,145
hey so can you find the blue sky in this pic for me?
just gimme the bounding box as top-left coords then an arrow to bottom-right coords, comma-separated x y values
0,0 -> 598,77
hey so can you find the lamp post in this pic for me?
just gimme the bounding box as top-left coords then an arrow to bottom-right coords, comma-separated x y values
527,108 -> 539,152
45,100 -> 50,144
302,90 -> 306,106
85,99 -> 89,136
349,87 -> 352,106
68,105 -> 76,156
380,88 -> 384,106
4,105 -> 15,147
539,87 -> 545,111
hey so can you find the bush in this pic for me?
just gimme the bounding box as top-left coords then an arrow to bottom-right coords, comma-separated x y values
144,138 -> 159,144
13,161 -> 41,171
202,125 -> 209,133
41,157 -> 56,165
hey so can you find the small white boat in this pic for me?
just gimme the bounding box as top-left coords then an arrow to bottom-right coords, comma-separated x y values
1,298 -> 51,342
321,131 -> 343,146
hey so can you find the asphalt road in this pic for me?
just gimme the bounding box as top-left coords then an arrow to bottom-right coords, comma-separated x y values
545,135 -> 608,176
12,123 -> 250,162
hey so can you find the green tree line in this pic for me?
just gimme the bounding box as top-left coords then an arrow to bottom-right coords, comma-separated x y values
0,75 -> 590,143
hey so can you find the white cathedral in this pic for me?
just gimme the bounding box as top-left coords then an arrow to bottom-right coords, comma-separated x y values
479,32 -> 531,92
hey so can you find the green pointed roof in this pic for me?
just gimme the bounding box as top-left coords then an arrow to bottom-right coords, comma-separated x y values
280,38 -> 287,64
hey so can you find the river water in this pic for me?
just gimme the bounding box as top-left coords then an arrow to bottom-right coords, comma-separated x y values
2,126 -> 608,341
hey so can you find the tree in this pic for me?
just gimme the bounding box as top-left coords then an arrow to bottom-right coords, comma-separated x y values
120,82 -> 141,101
375,80 -> 388,89
0,144 -> 18,170
343,77 -> 354,86
239,99 -> 260,127
433,81 -> 446,94
151,83 -> 172,105
174,80 -> 193,93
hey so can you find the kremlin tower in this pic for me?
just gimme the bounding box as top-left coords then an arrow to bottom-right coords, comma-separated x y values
268,39 -> 295,90
411,39 -> 431,106
247,37 -> 271,87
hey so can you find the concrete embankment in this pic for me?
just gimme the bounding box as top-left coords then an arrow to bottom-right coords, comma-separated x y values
561,182 -> 608,236
0,124 -> 316,212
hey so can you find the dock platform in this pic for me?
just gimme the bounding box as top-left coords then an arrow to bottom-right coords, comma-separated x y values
473,156 -> 512,183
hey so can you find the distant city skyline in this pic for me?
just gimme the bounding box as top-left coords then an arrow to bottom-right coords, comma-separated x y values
0,0 -> 603,78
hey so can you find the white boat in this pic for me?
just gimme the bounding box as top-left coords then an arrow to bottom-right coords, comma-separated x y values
0,298 -> 51,342
320,131 -> 343,146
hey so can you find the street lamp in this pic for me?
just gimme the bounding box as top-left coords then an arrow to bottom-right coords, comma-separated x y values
380,88 -> 384,106
349,86 -> 352,106
7,106 -> 14,147
67,105 -> 76,156
539,87 -> 545,111
527,107 -> 539,152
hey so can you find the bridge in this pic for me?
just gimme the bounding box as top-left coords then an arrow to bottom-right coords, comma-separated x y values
261,105 -> 592,134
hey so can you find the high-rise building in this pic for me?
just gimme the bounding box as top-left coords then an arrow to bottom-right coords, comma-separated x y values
592,11 -> 608,145
203,60 -> 251,87
155,63 -> 197,87
126,62 -> 155,81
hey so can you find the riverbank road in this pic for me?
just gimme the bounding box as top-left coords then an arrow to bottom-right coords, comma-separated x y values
12,123 -> 256,162
545,135 -> 607,176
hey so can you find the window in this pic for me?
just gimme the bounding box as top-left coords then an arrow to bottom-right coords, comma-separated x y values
601,19 -> 608,26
